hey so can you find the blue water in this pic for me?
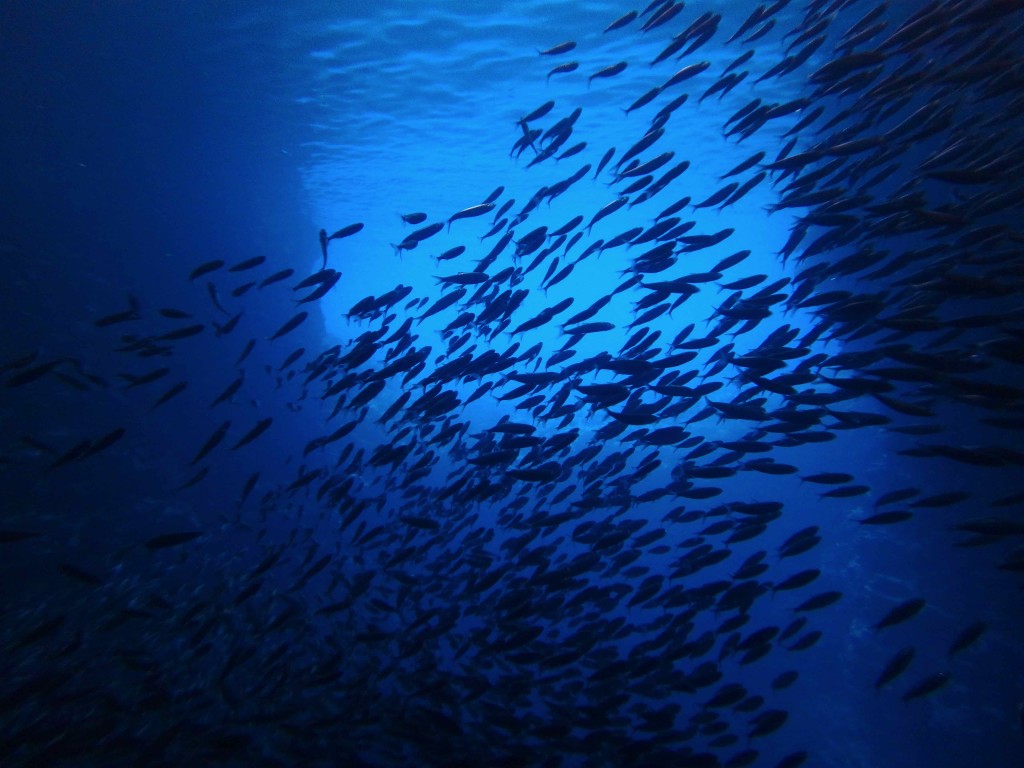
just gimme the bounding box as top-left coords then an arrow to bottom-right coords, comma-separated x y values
2,1 -> 1023,766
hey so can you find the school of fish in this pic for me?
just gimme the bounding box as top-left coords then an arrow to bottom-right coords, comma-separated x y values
3,1 -> 1024,766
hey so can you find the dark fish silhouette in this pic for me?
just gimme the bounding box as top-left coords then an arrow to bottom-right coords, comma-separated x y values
874,598 -> 926,631
228,255 -> 266,272
604,10 -> 637,33
328,222 -> 364,241
447,204 -> 494,232
94,294 -> 142,327
948,622 -> 986,656
259,268 -> 295,288
588,61 -> 627,87
149,382 -> 186,411
155,324 -> 205,341
6,359 -> 67,388
876,647 -> 915,689
210,375 -> 243,408
190,421 -> 230,465
318,228 -> 328,267
189,259 -> 223,280
547,61 -> 578,81
206,282 -> 228,314
268,312 -> 307,340
901,672 -> 950,702
296,270 -> 341,304
538,41 -> 575,56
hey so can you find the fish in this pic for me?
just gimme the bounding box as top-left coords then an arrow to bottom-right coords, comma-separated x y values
294,269 -> 336,291
948,622 -> 986,656
94,295 -> 142,327
800,472 -> 853,485
538,41 -> 575,56
230,417 -> 272,454
693,182 -> 740,210
447,204 -> 494,232
856,511 -> 913,525
594,148 -> 616,180
279,347 -> 304,371
190,421 -> 230,465
518,100 -> 554,125
6,359 -> 67,388
318,229 -> 329,266
177,467 -> 208,490
328,222 -> 364,241
228,255 -> 266,272
662,61 -> 711,89
563,321 -> 614,335
214,311 -> 243,336
749,709 -> 788,738
154,324 -> 205,341
721,151 -> 765,179
901,672 -> 951,702
587,197 -> 629,232
259,268 -> 295,288
296,270 -> 342,304
189,259 -> 224,280
623,86 -> 663,116
793,591 -> 842,612
419,288 -> 467,322
396,222 -> 445,253
617,151 -> 675,180
207,282 -> 228,314
588,61 -> 627,87
235,339 -> 256,366
772,569 -> 820,593
547,61 -> 579,81
435,272 -> 489,286
268,312 -> 308,340
210,375 -> 243,407
873,598 -> 926,631
158,307 -> 191,319
876,646 -> 915,689
290,554 -> 331,591
604,10 -> 637,32
238,471 -> 259,505
79,427 -> 125,459
120,367 -> 170,388
725,49 -> 755,74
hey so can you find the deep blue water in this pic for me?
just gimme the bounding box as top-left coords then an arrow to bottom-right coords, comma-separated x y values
2,1 -> 1023,766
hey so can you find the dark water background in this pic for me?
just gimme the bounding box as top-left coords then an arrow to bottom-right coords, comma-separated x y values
2,1 -> 1023,766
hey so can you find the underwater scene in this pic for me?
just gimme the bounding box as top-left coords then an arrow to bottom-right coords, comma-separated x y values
2,0 -> 1024,766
